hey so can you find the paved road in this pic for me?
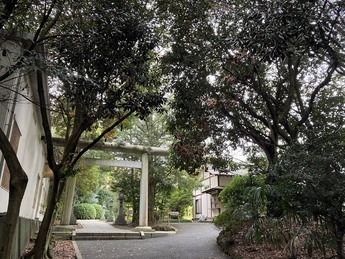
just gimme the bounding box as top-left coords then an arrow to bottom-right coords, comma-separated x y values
76,223 -> 229,259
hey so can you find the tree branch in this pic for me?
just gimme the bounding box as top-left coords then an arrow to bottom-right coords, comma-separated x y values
36,67 -> 57,170
298,64 -> 337,127
71,110 -> 134,167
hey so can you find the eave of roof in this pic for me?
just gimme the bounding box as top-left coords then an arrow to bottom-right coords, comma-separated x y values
202,186 -> 223,194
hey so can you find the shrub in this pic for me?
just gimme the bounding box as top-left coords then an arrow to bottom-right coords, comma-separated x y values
91,204 -> 103,219
74,203 -> 97,219
216,174 -> 267,229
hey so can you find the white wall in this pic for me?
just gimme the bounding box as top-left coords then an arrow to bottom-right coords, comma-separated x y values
17,73 -> 49,219
0,41 -> 50,220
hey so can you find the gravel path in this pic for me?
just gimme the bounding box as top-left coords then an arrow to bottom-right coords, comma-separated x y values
76,223 -> 229,259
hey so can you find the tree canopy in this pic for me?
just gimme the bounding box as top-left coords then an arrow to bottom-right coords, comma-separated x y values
162,0 -> 345,170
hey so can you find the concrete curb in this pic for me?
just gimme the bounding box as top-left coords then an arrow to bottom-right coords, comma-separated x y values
72,230 -> 176,240
72,241 -> 83,259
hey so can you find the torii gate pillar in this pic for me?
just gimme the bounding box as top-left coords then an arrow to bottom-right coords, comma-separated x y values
138,153 -> 149,228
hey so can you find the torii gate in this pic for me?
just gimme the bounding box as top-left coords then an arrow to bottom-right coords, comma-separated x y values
53,137 -> 169,230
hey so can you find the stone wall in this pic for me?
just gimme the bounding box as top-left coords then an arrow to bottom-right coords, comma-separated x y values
0,214 -> 39,258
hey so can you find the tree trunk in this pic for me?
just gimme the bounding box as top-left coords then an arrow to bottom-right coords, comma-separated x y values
132,206 -> 139,224
0,128 -> 28,259
148,155 -> 156,224
148,177 -> 156,224
23,175 -> 65,259
335,228 -> 345,259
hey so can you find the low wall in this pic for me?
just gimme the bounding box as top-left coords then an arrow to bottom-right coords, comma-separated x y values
0,214 -> 40,258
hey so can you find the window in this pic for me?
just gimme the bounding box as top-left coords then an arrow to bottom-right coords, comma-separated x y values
0,72 -> 19,179
1,120 -> 21,190
195,199 -> 201,214
211,195 -> 219,209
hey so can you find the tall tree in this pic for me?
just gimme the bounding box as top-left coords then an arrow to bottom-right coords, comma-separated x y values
160,0 -> 345,170
0,0 -> 162,258
112,113 -> 172,224
24,1 -> 163,257
112,167 -> 141,223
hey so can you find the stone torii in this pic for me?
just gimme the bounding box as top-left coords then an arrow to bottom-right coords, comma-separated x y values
53,137 -> 169,230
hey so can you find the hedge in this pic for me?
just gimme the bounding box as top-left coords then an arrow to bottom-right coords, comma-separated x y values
91,204 -> 103,219
74,203 -> 97,219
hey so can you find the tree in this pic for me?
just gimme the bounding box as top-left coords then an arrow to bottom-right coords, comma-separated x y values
0,0 -> 163,257
111,113 -> 173,224
75,165 -> 101,200
111,168 -> 141,223
166,169 -> 201,216
154,1 -> 345,255
0,0 -> 162,257
24,1 -> 163,257
161,0 -> 345,170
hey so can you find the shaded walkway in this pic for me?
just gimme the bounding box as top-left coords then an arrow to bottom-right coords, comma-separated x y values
75,222 -> 229,259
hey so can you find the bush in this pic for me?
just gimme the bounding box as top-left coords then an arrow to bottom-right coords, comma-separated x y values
91,204 -> 103,219
74,203 -> 97,219
216,174 -> 267,229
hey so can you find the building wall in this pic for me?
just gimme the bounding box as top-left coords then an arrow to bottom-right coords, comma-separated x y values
15,83 -> 50,220
219,175 -> 232,186
193,169 -> 246,221
0,67 -> 49,221
0,41 -> 49,219
193,171 -> 218,220
0,38 -> 50,258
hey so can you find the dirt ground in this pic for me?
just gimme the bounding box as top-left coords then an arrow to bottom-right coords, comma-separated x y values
23,239 -> 76,258
217,227 -> 338,259
52,240 -> 77,259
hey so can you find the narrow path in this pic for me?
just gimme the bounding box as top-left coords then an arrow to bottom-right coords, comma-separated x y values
75,222 -> 229,259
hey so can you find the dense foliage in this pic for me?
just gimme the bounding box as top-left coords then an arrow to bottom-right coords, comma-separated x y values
216,131 -> 345,257
161,0 -> 345,170
91,204 -> 103,219
74,203 -> 97,220
215,174 -> 266,233
269,134 -> 345,258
